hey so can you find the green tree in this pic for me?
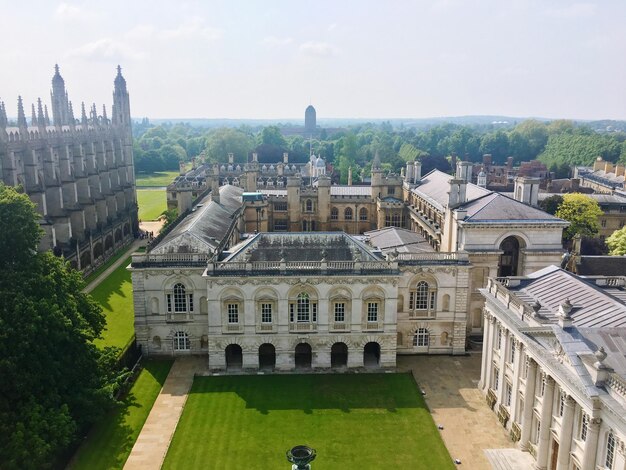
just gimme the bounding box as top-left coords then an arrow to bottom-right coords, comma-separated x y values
0,184 -> 124,469
538,195 -> 563,215
606,226 -> 626,256
205,128 -> 254,163
555,193 -> 604,240
259,125 -> 287,148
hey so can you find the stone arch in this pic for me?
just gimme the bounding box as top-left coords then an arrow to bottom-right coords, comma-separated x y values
295,342 -> 312,369
104,234 -> 113,251
114,228 -> 122,242
331,342 -> 348,368
93,242 -> 103,260
80,250 -> 91,269
225,344 -> 243,370
287,284 -> 319,300
123,223 -> 130,235
162,274 -> 199,291
258,343 -> 276,370
152,336 -> 162,349
363,342 -> 380,367
497,235 -> 527,277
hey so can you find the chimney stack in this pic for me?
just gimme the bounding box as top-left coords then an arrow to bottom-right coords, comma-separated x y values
514,176 -> 540,206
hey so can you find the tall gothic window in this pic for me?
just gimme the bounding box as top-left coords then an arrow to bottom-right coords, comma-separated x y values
305,199 -> 313,212
331,207 -> 338,220
359,207 -> 368,221
344,207 -> 353,220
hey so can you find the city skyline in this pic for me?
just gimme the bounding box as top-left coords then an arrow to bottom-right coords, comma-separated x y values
1,0 -> 625,120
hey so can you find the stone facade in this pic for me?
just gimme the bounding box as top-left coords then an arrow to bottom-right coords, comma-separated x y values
0,65 -> 137,271
479,267 -> 626,470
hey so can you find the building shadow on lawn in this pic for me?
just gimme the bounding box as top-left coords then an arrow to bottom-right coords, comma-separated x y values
189,373 -> 426,414
89,263 -> 131,312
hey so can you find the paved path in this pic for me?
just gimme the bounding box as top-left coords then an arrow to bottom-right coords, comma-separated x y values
124,357 -> 207,470
83,239 -> 144,293
398,353 -> 518,470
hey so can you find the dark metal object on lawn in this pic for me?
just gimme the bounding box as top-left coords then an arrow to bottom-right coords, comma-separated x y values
287,445 -> 316,470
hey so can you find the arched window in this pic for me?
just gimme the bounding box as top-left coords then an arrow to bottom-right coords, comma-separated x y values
173,331 -> 190,350
359,207 -> 368,221
413,328 -> 429,347
344,207 -> 353,220
409,280 -> 436,315
289,292 -> 317,323
606,432 -> 616,468
331,207 -> 339,220
297,293 -> 310,321
305,199 -> 313,212
167,283 -> 193,314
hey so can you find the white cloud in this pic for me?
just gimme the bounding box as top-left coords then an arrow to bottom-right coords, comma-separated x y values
544,2 -> 596,19
299,41 -> 338,58
262,36 -> 293,47
327,23 -> 338,32
160,17 -> 222,42
65,38 -> 143,61
54,2 -> 94,21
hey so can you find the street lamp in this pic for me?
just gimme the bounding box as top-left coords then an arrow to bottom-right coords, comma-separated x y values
287,445 -> 316,470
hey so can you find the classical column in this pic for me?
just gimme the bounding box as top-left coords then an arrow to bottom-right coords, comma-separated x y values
535,376 -> 556,470
556,395 -> 576,470
479,310 -> 493,390
581,418 -> 602,470
482,315 -> 497,392
520,358 -> 538,450
509,340 -> 523,428
496,329 -> 509,403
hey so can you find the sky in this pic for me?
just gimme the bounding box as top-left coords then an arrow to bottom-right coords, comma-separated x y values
1,0 -> 625,120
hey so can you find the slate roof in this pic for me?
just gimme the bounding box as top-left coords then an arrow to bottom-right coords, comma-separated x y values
462,193 -> 567,224
151,185 -> 243,255
413,170 -> 566,224
412,170 -> 490,212
507,265 -> 626,327
364,227 -> 435,254
224,232 -> 379,262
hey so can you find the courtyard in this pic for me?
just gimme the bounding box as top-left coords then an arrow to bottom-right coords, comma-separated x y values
162,373 -> 454,469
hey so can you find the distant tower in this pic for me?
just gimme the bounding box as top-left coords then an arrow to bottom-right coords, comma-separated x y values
112,65 -> 131,131
50,64 -> 71,126
305,105 -> 316,134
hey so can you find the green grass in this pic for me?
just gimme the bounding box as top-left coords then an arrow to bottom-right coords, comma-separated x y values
84,246 -> 133,286
69,360 -> 173,470
164,373 -> 453,470
90,257 -> 134,350
137,189 -> 167,221
135,171 -> 179,187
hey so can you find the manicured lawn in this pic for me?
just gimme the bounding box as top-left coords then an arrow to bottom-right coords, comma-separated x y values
83,245 -> 133,287
68,360 -> 173,470
137,189 -> 166,221
135,171 -> 179,187
90,257 -> 134,351
164,373 -> 453,470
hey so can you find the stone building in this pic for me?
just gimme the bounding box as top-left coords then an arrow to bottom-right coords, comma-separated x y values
0,65 -> 137,271
480,266 -> 626,470
576,158 -> 626,193
304,105 -> 316,134
131,184 -> 472,369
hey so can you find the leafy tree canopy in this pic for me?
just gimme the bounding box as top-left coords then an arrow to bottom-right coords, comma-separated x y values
538,194 -> 563,215
0,184 -> 124,469
607,226 -> 626,256
555,193 -> 604,240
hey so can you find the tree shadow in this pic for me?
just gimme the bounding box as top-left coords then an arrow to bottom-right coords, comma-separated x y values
189,373 -> 426,414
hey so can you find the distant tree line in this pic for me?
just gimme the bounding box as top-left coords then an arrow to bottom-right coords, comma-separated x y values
132,118 -> 626,179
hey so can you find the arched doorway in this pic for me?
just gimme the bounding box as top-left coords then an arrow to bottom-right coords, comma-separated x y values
295,343 -> 312,369
258,343 -> 276,371
331,342 -> 348,369
363,342 -> 380,367
225,344 -> 243,370
498,236 -> 521,277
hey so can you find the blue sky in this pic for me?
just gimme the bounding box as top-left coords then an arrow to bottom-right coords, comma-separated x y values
1,0 -> 625,119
